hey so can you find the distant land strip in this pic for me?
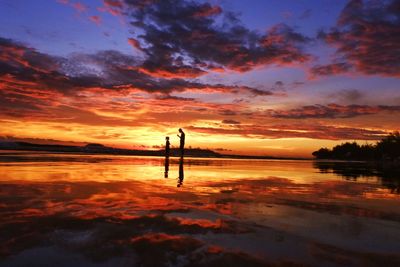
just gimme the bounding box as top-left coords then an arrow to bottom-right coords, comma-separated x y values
0,142 -> 308,160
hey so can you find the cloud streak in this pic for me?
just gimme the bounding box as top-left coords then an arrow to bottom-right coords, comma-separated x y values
188,124 -> 387,140
270,104 -> 400,119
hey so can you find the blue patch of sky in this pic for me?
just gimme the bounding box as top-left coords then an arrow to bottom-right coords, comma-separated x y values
218,0 -> 348,35
0,0 -> 134,56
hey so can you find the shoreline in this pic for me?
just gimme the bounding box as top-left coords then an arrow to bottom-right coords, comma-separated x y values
0,146 -> 311,161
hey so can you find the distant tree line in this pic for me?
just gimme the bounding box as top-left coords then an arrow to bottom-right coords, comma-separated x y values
312,132 -> 400,161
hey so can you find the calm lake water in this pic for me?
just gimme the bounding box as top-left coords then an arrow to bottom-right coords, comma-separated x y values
0,151 -> 399,267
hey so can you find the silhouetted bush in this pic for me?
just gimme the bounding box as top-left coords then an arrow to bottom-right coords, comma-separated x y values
376,132 -> 400,160
312,132 -> 400,161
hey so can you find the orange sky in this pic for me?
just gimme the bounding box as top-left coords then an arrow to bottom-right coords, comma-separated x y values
0,0 -> 399,157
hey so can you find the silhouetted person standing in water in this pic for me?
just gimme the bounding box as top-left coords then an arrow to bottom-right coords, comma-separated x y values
177,128 -> 185,157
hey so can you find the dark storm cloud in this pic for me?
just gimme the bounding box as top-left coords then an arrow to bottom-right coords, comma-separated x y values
0,37 -> 271,96
0,37 -> 107,94
270,104 -> 400,119
315,0 -> 400,77
114,0 -> 310,78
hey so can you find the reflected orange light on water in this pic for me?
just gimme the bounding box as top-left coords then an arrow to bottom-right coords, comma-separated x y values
0,153 -> 398,216
0,152 -> 399,266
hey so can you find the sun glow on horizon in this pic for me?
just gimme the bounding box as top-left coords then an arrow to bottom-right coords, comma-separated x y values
0,0 -> 399,156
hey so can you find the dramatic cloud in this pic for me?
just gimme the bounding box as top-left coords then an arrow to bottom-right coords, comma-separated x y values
0,37 -> 271,98
270,104 -> 400,119
188,124 -> 387,140
0,36 -> 276,125
2,0 -> 399,154
316,0 -> 400,77
0,37 -> 104,95
108,0 -> 310,78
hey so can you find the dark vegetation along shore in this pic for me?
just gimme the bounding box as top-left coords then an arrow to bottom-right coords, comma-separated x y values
312,132 -> 400,193
312,132 -> 400,163
0,142 -> 220,158
0,141 -> 302,160
2,132 -> 399,162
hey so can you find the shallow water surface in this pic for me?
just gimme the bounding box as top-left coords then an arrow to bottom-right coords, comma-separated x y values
0,151 -> 399,266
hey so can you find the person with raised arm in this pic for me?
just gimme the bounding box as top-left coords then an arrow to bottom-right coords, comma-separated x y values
177,128 -> 185,157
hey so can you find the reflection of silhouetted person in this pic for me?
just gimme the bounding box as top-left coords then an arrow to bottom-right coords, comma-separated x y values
177,157 -> 184,187
164,137 -> 170,178
177,128 -> 185,157
165,136 -> 170,157
164,156 -> 169,178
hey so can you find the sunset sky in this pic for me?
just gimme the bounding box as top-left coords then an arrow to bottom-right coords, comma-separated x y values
0,0 -> 399,157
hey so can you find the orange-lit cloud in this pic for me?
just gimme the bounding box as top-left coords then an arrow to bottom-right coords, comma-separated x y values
58,0 -> 88,13
72,2 -> 87,12
89,15 -> 102,25
310,62 -> 352,77
1,0 -> 400,157
98,0 -> 124,16
187,124 -> 388,141
127,38 -> 142,50
270,104 -> 400,119
192,4 -> 222,17
315,0 -> 400,77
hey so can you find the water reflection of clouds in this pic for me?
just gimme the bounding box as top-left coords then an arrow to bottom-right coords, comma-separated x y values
1,154 -> 400,266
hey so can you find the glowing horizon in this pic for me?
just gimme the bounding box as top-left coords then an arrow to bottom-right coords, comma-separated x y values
0,0 -> 399,157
